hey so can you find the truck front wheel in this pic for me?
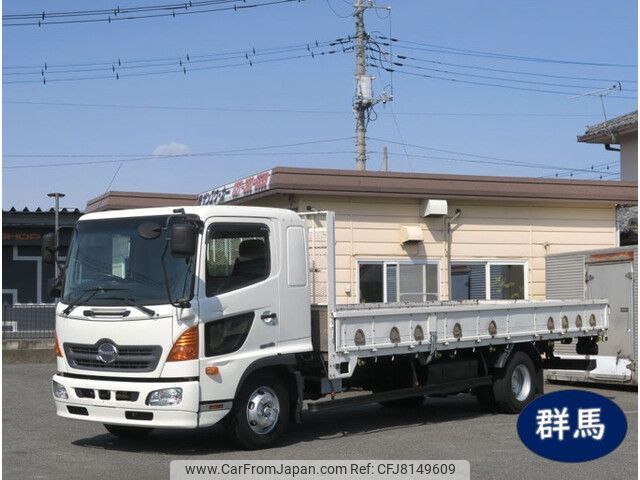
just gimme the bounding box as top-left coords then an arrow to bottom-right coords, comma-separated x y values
226,373 -> 290,450
492,351 -> 538,413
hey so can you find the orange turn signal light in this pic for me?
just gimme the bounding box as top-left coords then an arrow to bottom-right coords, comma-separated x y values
205,366 -> 219,376
54,334 -> 63,358
167,325 -> 199,362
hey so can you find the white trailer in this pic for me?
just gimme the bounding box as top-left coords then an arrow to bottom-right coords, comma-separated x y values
546,246 -> 637,385
45,206 -> 607,449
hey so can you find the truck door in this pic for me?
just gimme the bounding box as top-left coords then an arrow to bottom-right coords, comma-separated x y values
197,219 -> 280,403
586,260 -> 634,376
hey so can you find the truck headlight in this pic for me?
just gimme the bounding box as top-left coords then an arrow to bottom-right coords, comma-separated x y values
146,387 -> 183,406
52,380 -> 68,400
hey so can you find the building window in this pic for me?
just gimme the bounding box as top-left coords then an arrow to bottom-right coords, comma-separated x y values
450,262 -> 526,300
358,263 -> 384,303
358,260 -> 439,303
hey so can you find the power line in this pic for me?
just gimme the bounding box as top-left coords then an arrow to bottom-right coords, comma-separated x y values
4,1 -> 237,19
325,0 -> 352,18
4,137 -> 354,158
387,103 -> 413,171
4,100 -> 604,118
542,168 -> 620,180
372,53 -> 611,91
539,161 -> 618,178
4,100 -> 350,114
3,151 -> 356,169
367,137 -> 617,174
373,35 -> 638,68
371,151 -> 619,177
3,0 -> 304,27
4,47 -> 351,84
382,51 -> 638,85
3,137 -> 355,168
3,37 -> 352,73
383,67 -> 637,99
366,45 -> 637,98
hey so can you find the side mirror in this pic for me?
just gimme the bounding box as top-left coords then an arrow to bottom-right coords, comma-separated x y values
170,223 -> 198,257
41,232 -> 57,265
47,277 -> 63,298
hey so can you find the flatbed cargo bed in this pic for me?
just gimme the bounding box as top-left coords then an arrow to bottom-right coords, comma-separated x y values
323,299 -> 607,378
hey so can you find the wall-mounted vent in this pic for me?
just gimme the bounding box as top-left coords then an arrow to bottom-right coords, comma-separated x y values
420,199 -> 448,217
399,225 -> 423,244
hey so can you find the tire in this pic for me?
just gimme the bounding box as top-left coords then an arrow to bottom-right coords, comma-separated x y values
226,373 -> 290,450
492,351 -> 539,414
474,385 -> 498,413
379,396 -> 425,408
104,424 -> 153,439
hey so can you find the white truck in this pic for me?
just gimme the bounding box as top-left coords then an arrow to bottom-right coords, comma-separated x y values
44,206 -> 608,449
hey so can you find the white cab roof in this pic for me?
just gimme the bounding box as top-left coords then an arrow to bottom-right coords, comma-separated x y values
79,205 -> 303,224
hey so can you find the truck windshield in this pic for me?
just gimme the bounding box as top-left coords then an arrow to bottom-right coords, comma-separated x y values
62,215 -> 195,306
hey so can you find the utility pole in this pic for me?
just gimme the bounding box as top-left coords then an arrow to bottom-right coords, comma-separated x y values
353,0 -> 391,171
382,145 -> 388,172
47,192 -> 65,281
354,0 -> 368,171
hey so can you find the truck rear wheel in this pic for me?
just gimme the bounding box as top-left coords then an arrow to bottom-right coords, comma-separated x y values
226,373 -> 289,450
103,424 -> 153,439
492,351 -> 538,413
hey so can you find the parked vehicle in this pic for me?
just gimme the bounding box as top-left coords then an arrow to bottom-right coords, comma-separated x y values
44,206 -> 608,449
546,246 -> 637,385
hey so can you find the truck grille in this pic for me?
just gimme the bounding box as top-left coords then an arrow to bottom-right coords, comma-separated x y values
63,341 -> 162,372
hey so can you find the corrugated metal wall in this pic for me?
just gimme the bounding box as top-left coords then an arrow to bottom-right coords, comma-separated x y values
546,253 -> 586,354
545,254 -> 586,300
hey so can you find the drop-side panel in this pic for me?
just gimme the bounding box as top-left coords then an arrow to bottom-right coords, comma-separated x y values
327,300 -> 608,379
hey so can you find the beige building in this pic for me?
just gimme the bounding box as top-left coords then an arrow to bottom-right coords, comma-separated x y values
86,168 -> 636,305
578,110 -> 638,182
86,168 -> 637,304
191,167 -> 637,304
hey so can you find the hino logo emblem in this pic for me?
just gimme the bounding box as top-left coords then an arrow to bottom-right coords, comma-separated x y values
96,342 -> 118,364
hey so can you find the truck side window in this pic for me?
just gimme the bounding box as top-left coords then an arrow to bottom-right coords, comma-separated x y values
205,223 -> 270,296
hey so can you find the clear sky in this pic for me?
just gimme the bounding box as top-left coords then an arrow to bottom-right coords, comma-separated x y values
2,0 -> 638,210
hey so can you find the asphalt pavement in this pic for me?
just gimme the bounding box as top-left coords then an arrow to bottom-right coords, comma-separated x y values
2,362 -> 637,480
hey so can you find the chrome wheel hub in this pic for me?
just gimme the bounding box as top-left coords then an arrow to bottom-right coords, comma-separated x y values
246,386 -> 280,434
511,364 -> 532,402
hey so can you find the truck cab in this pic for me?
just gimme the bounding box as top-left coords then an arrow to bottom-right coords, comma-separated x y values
50,206 -> 312,448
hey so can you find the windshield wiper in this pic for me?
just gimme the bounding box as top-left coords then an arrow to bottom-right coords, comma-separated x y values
62,287 -> 127,315
101,295 -> 156,317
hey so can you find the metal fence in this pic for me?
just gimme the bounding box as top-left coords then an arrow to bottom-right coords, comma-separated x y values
2,304 -> 56,339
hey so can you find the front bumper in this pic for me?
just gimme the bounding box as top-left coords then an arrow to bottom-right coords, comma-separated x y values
52,374 -> 229,429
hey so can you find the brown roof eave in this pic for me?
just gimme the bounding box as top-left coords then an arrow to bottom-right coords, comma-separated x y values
225,167 -> 638,205
86,190 -> 198,213
228,186 -> 637,205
